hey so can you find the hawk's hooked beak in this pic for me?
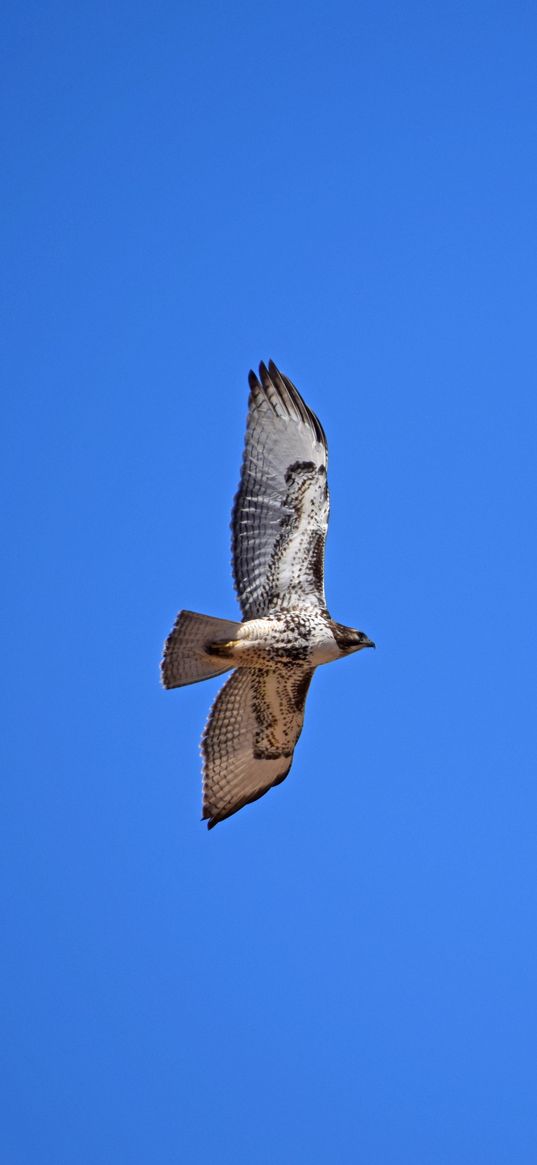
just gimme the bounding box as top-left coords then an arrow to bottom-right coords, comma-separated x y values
360,637 -> 376,650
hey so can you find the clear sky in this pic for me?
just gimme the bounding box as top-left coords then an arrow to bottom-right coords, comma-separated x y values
2,2 -> 537,1162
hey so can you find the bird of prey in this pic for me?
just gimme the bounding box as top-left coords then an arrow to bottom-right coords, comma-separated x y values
162,361 -> 375,828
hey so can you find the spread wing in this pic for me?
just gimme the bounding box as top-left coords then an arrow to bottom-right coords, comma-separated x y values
202,665 -> 314,828
231,361 -> 329,620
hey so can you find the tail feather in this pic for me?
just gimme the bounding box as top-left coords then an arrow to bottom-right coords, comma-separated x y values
161,610 -> 242,688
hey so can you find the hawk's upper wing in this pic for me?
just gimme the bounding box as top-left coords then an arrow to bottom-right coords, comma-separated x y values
232,361 -> 329,619
202,665 -> 314,828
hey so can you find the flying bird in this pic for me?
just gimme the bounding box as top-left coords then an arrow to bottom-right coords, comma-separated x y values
162,361 -> 375,828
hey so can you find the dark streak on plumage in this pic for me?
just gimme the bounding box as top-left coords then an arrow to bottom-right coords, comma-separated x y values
309,532 -> 325,593
293,668 -> 314,711
285,459 -> 316,483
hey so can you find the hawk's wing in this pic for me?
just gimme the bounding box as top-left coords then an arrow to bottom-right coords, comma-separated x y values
232,361 -> 329,620
202,665 -> 314,828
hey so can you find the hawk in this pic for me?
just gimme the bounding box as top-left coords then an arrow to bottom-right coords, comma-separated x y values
162,361 -> 375,828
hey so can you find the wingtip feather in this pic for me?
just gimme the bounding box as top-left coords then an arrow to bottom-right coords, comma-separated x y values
258,360 -> 270,385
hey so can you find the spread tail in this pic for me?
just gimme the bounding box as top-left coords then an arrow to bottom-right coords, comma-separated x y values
161,610 -> 242,688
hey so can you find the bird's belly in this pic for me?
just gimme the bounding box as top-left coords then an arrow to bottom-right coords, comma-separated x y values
225,614 -> 341,669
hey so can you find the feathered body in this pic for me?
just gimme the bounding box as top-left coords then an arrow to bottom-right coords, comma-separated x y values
162,361 -> 374,828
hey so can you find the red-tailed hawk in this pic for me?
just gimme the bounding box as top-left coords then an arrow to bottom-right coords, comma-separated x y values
162,361 -> 375,828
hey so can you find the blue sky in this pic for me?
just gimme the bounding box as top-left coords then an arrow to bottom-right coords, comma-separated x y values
2,1 -> 537,1161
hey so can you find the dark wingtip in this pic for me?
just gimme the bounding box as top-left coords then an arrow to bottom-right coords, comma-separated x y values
258,360 -> 270,386
249,359 -> 327,451
202,808 -> 218,829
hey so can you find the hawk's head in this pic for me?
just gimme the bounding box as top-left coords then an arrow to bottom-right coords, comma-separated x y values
332,623 -> 376,653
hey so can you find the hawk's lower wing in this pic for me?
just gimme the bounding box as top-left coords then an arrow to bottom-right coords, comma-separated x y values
202,665 -> 314,829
